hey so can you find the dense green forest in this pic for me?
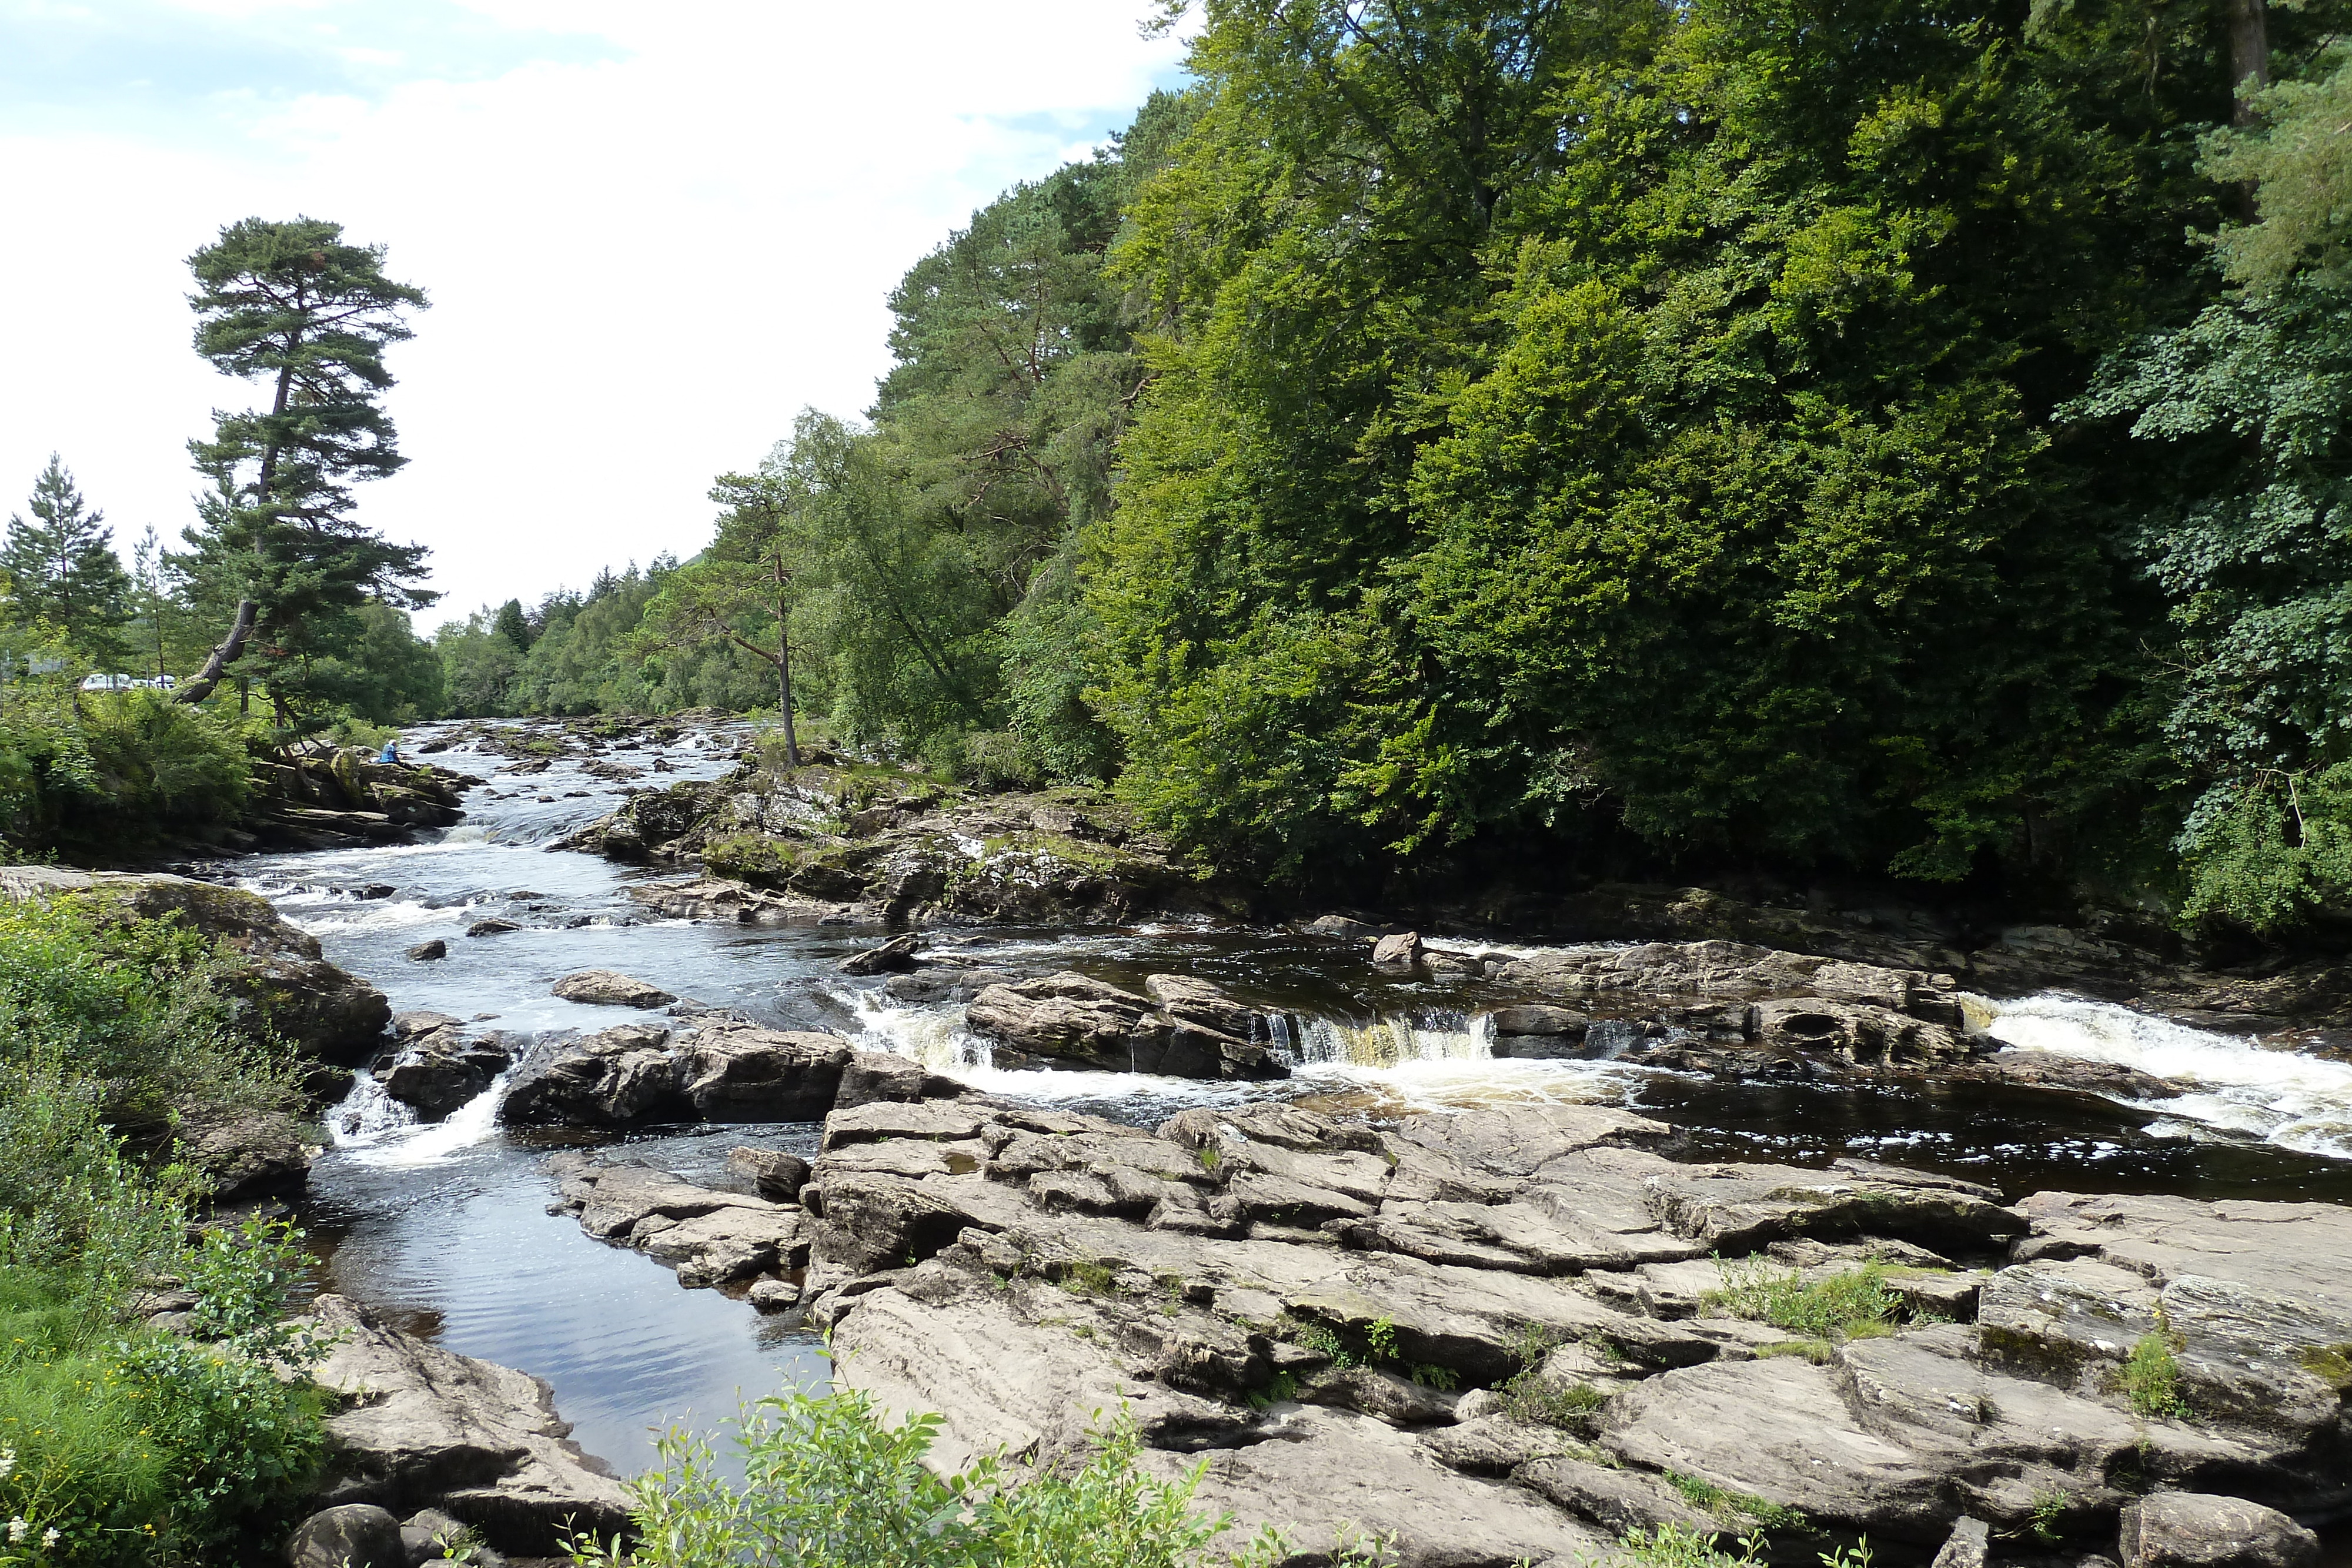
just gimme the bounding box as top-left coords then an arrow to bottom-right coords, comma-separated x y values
8,0 -> 2350,936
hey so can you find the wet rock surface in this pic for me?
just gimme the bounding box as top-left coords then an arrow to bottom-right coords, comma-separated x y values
305,1293 -> 632,1554
550,968 -> 676,1008
379,1018 -> 514,1122
542,1085 -> 2352,1566
965,971 -> 1287,1080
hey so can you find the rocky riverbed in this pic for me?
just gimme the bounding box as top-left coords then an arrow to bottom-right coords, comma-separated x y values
77,715 -> 2352,1566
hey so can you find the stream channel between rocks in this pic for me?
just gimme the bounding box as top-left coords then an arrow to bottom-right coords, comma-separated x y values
238,721 -> 2352,1487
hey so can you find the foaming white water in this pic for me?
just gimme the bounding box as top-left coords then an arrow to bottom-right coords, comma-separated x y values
330,1071 -> 510,1168
843,992 -> 994,1072
841,990 -> 1642,1116
279,898 -> 460,937
1283,1010 -> 1495,1067
1981,994 -> 2352,1159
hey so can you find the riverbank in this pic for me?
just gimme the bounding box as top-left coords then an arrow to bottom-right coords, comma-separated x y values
133,717 -> 2352,1563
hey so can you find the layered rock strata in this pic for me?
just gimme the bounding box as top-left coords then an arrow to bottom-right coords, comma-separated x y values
306,1294 -> 633,1555
548,1091 -> 2352,1566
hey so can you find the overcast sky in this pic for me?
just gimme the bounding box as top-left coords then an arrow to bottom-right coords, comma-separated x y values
0,1 -> 1188,631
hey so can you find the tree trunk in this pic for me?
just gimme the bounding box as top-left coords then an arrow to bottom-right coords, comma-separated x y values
775,603 -> 800,767
175,598 -> 258,705
2228,0 -> 2269,122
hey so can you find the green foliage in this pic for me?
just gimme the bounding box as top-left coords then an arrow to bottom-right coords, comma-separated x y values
2120,1332 -> 2190,1419
1662,1471 -> 1808,1531
566,1390 -> 1284,1568
0,914 -> 327,1564
173,215 -> 436,717
2073,45 -> 2352,934
0,692 -> 252,858
1701,1259 -> 1906,1341
1500,1372 -> 1608,1433
0,897 -> 295,1133
2,457 -> 132,667
1609,1523 -> 1766,1568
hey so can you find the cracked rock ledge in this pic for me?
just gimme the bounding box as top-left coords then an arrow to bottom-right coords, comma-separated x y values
543,1089 -> 2352,1567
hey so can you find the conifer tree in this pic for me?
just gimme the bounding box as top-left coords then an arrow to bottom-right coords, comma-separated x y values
173,216 -> 434,714
2,454 -> 132,666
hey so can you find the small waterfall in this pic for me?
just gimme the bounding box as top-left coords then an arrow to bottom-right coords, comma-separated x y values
1282,1009 -> 1496,1069
330,1070 -> 416,1143
329,1068 -> 513,1169
843,992 -> 995,1072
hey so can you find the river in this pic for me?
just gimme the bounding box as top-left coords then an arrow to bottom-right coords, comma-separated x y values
237,721 -> 2352,1478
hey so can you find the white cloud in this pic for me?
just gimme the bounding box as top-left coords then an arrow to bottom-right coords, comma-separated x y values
0,0 -> 1189,628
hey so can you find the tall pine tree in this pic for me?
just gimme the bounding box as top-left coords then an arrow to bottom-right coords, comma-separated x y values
173,216 -> 434,716
2,455 -> 132,666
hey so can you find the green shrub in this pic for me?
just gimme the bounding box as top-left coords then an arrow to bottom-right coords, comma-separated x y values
0,907 -> 328,1565
0,1224 -> 327,1565
1700,1259 -> 1905,1342
0,693 -> 251,857
567,1390 -> 1289,1568
0,900 -> 297,1134
2120,1332 -> 2190,1420
0,1064 -> 191,1313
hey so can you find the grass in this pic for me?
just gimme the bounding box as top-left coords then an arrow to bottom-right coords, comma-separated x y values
1662,1470 -> 1808,1531
2120,1332 -> 2190,1419
1057,1259 -> 1119,1298
1608,1523 -> 1765,1568
1502,1374 -> 1611,1430
1496,1322 -> 1610,1432
1700,1258 -> 1906,1342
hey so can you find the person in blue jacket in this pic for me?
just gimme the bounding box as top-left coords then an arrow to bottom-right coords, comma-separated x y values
377,738 -> 401,765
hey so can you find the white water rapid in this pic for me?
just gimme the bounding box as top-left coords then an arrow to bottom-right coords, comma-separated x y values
1981,994 -> 2352,1160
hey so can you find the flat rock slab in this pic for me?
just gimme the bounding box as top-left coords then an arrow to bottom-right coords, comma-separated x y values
307,1295 -> 632,1553
532,1084 -> 2351,1567
552,969 -> 677,1007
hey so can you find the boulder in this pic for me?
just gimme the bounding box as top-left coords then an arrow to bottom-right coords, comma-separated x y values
498,1022 -> 681,1127
549,1154 -> 810,1288
1493,941 -> 1960,1030
1371,930 -> 1424,966
1144,974 -> 1259,1041
406,939 -> 447,962
965,971 -> 1285,1080
466,918 -> 519,938
1749,997 -> 1969,1065
2118,1495 -> 2320,1568
175,1107 -> 315,1201
966,971 -> 1161,1068
673,1024 -> 852,1119
1930,1516 -> 1991,1568
398,1509 -> 473,1565
382,1030 -> 512,1121
1305,914 -> 1387,938
306,1295 -> 632,1553
1489,1004 -> 1589,1036
0,865 -> 390,1064
285,1503 -> 406,1568
552,969 -> 677,1008
729,1146 -> 811,1202
837,934 -> 922,975
834,1050 -> 928,1110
